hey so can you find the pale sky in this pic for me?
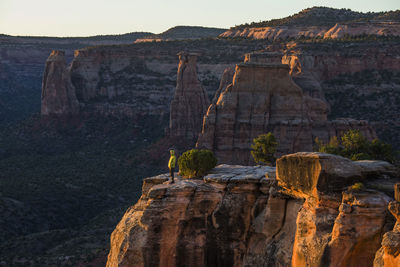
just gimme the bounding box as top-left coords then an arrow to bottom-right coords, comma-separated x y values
0,0 -> 399,37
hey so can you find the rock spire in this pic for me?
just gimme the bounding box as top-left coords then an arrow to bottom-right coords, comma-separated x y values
169,52 -> 210,140
41,50 -> 80,116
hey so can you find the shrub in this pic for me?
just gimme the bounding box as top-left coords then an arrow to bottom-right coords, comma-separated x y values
315,130 -> 397,163
341,130 -> 369,157
348,182 -> 364,192
315,136 -> 341,155
251,132 -> 278,165
178,149 -> 217,178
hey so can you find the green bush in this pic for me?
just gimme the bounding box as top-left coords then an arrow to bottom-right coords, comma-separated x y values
178,149 -> 217,178
251,132 -> 278,165
348,182 -> 364,192
315,130 -> 397,163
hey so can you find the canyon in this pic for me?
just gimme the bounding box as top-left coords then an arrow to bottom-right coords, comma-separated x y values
106,152 -> 399,267
39,38 -> 400,155
2,6 -> 400,266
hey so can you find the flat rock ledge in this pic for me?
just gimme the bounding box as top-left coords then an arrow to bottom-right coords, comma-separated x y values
143,164 -> 276,186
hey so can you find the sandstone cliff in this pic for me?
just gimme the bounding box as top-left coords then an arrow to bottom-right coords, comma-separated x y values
107,152 -> 399,267
220,22 -> 400,40
324,22 -> 400,39
169,52 -> 210,140
41,50 -> 80,116
196,52 -> 375,165
374,183 -> 400,267
220,26 -> 328,40
38,39 -> 252,119
281,41 -> 400,149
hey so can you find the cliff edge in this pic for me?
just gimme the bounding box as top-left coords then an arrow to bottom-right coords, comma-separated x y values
106,152 -> 399,267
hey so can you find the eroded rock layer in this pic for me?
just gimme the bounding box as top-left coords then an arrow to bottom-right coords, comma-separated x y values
197,53 -> 375,165
107,153 -> 399,267
169,52 -> 210,140
220,22 -> 400,40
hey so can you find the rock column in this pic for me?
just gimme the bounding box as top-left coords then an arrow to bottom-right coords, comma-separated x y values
169,52 -> 210,140
41,50 -> 80,116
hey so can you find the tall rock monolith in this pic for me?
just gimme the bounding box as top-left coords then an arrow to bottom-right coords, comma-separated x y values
169,52 -> 210,140
41,50 -> 80,116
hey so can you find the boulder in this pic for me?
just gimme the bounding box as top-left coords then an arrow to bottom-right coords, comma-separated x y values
276,152 -> 363,199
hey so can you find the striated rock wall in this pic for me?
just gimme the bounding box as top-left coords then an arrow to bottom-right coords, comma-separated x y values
220,22 -> 400,40
39,43 -> 240,119
220,25 -> 329,40
281,41 -> 400,149
196,53 -> 375,165
282,42 -> 400,81
169,52 -> 210,140
107,152 -> 399,267
41,50 -> 80,116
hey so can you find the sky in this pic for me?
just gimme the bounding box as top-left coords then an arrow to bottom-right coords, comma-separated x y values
0,0 -> 399,37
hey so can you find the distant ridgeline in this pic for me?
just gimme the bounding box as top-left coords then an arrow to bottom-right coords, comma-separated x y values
221,7 -> 400,40
230,7 -> 400,29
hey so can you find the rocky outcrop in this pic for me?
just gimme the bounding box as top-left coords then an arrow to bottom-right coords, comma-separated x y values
107,153 -> 399,267
282,42 -> 400,81
169,52 -> 210,140
324,22 -> 400,39
196,52 -> 375,165
220,26 -> 329,40
277,153 -> 394,266
374,183 -> 400,267
220,22 -> 400,40
41,50 -> 80,115
107,165 -> 302,267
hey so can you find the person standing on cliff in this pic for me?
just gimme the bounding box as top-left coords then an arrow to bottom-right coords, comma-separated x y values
168,149 -> 176,183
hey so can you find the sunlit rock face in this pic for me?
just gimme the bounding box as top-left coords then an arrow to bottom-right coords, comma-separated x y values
107,152 -> 399,267
276,153 -> 396,267
196,52 -> 375,165
169,52 -> 210,140
41,50 -> 80,115
219,22 -> 400,40
374,183 -> 400,267
106,165 -> 302,267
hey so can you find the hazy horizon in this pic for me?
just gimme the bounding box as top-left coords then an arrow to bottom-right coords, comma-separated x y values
1,0 -> 399,37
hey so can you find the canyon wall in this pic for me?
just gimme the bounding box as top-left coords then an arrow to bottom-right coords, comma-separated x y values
106,152 -> 399,267
220,22 -> 400,40
282,41 -> 400,149
39,39 -> 400,152
39,40 -> 248,119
